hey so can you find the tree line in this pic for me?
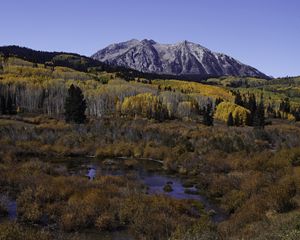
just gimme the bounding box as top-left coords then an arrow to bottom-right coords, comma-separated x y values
230,91 -> 265,127
2,81 -> 300,127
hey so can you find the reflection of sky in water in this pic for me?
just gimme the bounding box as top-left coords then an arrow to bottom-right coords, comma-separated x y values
0,196 -> 17,221
87,167 -> 96,180
8,200 -> 17,220
82,160 -> 227,223
143,175 -> 200,200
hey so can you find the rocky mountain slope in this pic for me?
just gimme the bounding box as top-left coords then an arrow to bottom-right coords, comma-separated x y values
92,39 -> 269,79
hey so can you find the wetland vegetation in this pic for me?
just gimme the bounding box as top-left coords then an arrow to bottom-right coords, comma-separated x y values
1,49 -> 300,239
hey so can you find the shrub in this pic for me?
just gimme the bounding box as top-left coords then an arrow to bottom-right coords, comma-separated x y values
222,190 -> 246,214
0,222 -> 51,240
95,212 -> 115,230
268,177 -> 296,213
163,184 -> 173,192
17,188 -> 43,223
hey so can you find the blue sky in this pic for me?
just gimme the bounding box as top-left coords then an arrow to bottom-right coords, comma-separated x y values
1,0 -> 299,77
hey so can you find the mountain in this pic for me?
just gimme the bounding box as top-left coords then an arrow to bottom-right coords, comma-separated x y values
92,39 -> 269,79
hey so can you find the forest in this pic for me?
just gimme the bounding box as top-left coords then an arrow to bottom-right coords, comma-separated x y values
1,52 -> 300,240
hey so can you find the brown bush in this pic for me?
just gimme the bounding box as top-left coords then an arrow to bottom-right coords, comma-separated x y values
95,212 -> 115,231
267,177 -> 296,213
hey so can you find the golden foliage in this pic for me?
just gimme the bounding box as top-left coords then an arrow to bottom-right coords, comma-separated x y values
121,93 -> 165,119
215,101 -> 250,125
154,79 -> 233,101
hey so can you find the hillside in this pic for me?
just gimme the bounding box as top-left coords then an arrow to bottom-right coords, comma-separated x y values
0,45 -> 219,82
1,53 -> 299,122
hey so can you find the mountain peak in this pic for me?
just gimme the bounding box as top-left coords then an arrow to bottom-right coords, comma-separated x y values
92,39 -> 268,79
179,40 -> 189,45
141,39 -> 156,45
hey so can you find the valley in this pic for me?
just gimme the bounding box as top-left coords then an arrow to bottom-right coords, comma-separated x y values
0,47 -> 300,240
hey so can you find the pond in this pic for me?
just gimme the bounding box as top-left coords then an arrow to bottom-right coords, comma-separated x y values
1,157 -> 227,239
0,195 -> 17,222
51,157 -> 227,223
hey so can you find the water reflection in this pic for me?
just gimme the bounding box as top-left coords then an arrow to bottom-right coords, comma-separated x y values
0,196 -> 17,221
64,158 -> 227,223
87,167 -> 96,180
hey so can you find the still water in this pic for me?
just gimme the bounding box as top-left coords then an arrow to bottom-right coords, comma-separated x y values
1,157 -> 227,240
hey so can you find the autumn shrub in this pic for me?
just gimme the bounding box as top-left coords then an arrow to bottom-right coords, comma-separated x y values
239,171 -> 267,196
95,142 -> 137,158
19,160 -> 52,175
119,195 -> 196,240
124,158 -> 139,169
207,133 -> 248,153
95,212 -> 115,231
132,144 -> 144,158
219,195 -> 269,237
0,222 -> 52,240
163,156 -> 179,172
170,216 -> 219,240
95,145 -> 115,158
267,177 -> 296,213
60,188 -> 110,230
17,187 -> 44,223
221,190 -> 246,214
285,147 -> 300,166
143,142 -> 171,160
112,142 -> 134,157
208,175 -> 235,198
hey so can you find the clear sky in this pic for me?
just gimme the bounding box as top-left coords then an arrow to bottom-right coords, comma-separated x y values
1,0 -> 299,77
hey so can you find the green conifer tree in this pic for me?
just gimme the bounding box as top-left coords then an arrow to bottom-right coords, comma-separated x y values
227,112 -> 234,126
203,102 -> 214,126
234,113 -> 241,126
64,84 -> 87,123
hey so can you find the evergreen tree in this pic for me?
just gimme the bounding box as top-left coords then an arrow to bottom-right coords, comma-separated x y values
4,94 -> 17,115
242,94 -> 248,108
291,108 -> 300,121
0,95 -> 6,114
253,95 -> 265,127
279,98 -> 290,118
267,103 -> 276,118
234,91 -> 243,106
227,112 -> 234,126
6,95 -> 13,114
234,113 -> 241,126
0,63 -> 3,74
203,102 -> 214,126
215,97 -> 223,107
247,93 -> 257,125
64,84 -> 87,123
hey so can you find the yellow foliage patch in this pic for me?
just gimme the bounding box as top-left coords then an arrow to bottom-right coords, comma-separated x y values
153,79 -> 233,101
215,102 -> 250,125
121,93 -> 162,118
